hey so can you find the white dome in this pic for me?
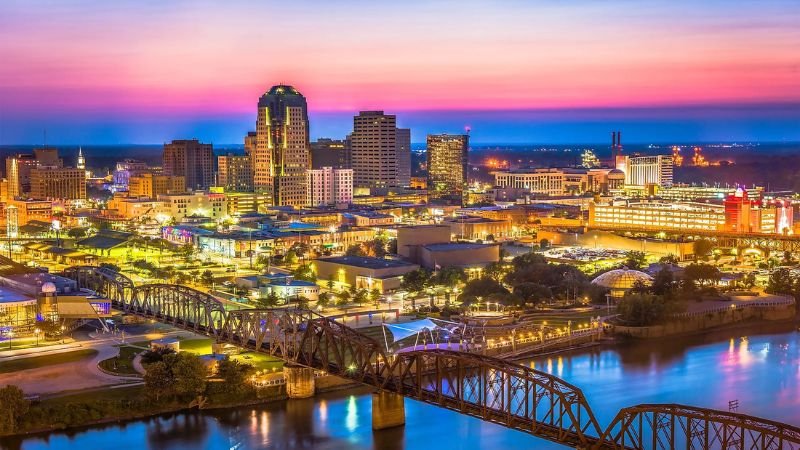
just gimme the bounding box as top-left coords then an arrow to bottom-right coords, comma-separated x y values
41,282 -> 57,294
592,269 -> 652,297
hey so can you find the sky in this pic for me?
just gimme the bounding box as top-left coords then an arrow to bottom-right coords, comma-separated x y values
1,0 -> 799,144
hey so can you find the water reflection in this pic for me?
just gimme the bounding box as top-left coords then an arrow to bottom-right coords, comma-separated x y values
8,327 -> 800,450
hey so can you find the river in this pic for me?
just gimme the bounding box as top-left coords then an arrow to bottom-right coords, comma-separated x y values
7,324 -> 800,450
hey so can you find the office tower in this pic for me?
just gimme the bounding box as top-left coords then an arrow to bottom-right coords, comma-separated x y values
311,138 -> 349,169
351,111 -> 397,190
217,153 -> 254,192
254,84 -> 310,208
622,155 -> 673,187
162,139 -> 213,190
5,154 -> 38,198
33,148 -> 62,167
427,134 -> 469,198
396,128 -> 411,187
129,173 -> 185,198
306,167 -> 353,207
29,167 -> 87,200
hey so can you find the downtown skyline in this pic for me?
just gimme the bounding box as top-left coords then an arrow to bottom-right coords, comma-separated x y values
2,0 -> 799,144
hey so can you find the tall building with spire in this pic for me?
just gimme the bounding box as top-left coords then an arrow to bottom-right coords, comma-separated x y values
254,85 -> 310,208
76,147 -> 86,170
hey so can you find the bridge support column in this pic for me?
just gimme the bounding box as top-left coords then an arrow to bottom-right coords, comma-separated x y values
283,363 -> 315,399
372,391 -> 405,430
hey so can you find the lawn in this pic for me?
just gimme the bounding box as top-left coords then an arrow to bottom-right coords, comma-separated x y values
175,337 -> 284,371
0,349 -> 98,374
45,384 -> 145,406
98,346 -> 142,376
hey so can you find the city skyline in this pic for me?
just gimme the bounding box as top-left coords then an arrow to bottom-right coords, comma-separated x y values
2,0 -> 800,144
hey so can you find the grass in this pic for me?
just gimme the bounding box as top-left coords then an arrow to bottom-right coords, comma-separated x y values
177,337 -> 213,354
45,385 -> 145,406
0,349 -> 98,374
174,337 -> 283,371
98,346 -> 142,376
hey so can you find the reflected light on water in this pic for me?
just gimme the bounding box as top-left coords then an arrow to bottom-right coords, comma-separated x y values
346,395 -> 358,432
556,357 -> 564,377
260,411 -> 269,444
319,399 -> 328,424
739,337 -> 752,366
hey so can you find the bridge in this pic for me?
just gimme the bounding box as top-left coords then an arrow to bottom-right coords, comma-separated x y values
63,265 -> 800,450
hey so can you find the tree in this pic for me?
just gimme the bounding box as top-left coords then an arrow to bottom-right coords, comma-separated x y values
539,238 -> 550,249
201,270 -> 215,287
256,253 -> 272,268
766,268 -> 794,295
431,267 -> 467,289
166,353 -> 207,398
143,361 -> 173,402
140,347 -> 176,365
650,268 -> 677,297
400,268 -> 431,295
482,262 -> 507,282
317,292 -> 332,310
336,289 -> 352,306
369,288 -> 381,307
512,282 -> 552,306
683,263 -> 721,287
255,291 -> 281,308
353,289 -> 368,305
345,244 -> 367,257
511,252 -> 547,270
458,277 -> 510,304
215,357 -> 253,395
617,293 -> 683,326
284,250 -> 299,266
485,233 -> 495,242
67,227 -> 89,239
326,275 -> 335,291
692,239 -> 714,261
0,385 -> 29,434
292,263 -> 316,282
624,251 -> 647,270
659,254 -> 680,265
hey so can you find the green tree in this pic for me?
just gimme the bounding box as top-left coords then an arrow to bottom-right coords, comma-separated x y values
458,277 -> 510,304
400,268 -> 431,295
67,227 -> 89,239
284,250 -> 299,266
99,262 -> 121,273
766,268 -> 794,295
659,254 -> 680,265
650,267 -> 677,297
353,289 -> 368,305
317,292 -> 332,310
201,270 -> 215,287
617,293 -> 683,326
683,263 -> 721,287
167,353 -> 207,398
345,243 -> 367,257
215,357 -> 253,395
692,239 -> 714,261
512,282 -> 552,306
255,291 -> 281,308
0,385 -> 29,434
624,251 -> 647,270
539,238 -> 550,249
326,275 -> 335,291
482,262 -> 506,282
336,289 -> 352,306
369,288 -> 381,307
292,263 -> 317,282
432,267 -> 467,288
143,361 -> 173,402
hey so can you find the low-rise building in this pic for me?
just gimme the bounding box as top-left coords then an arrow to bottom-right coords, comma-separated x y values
129,173 -> 185,199
589,200 -> 725,232
443,216 -> 512,240
418,242 -> 499,273
314,256 -> 419,294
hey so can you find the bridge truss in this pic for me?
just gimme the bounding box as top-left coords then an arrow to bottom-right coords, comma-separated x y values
63,266 -> 800,450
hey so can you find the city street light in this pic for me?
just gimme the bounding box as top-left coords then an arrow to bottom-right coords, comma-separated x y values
34,328 -> 40,346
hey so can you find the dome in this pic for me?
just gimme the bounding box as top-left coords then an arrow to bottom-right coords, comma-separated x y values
41,282 -> 57,294
591,268 -> 653,298
257,84 -> 308,116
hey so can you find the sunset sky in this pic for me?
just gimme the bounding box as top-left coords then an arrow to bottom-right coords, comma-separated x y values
1,0 -> 799,144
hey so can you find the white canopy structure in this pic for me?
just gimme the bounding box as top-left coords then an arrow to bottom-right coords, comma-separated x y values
381,318 -> 465,352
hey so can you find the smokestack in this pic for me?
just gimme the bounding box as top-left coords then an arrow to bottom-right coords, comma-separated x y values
617,131 -> 622,148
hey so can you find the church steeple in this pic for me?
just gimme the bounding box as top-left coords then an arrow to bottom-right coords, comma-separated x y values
77,146 -> 85,170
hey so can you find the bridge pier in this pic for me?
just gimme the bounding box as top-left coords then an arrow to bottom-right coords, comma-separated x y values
372,391 -> 405,430
283,363 -> 315,399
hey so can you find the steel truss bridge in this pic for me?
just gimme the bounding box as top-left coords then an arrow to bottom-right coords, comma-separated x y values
64,266 -> 800,450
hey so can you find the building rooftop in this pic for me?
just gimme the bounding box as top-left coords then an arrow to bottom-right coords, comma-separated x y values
320,256 -> 417,270
422,243 -> 497,252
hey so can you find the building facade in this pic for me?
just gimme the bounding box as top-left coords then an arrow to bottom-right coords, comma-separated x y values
5,154 -> 38,198
427,133 -> 469,199
217,154 -> 254,192
112,159 -> 150,191
619,155 -> 674,187
29,167 -> 87,200
589,200 -> 725,232
163,139 -> 214,190
129,173 -> 185,199
306,167 -> 353,207
254,85 -> 310,208
351,111 -> 397,190
396,128 -> 411,187
311,138 -> 350,169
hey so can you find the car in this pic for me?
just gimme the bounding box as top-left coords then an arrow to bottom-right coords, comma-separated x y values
222,281 -> 234,287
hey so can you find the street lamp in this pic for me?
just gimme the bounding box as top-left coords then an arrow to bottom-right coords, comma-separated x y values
34,328 -> 40,346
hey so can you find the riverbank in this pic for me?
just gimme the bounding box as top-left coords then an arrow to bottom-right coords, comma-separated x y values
2,375 -> 361,439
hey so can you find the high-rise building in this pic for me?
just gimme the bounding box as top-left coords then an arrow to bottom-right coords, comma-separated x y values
311,138 -> 349,169
396,128 -> 411,187
5,154 -> 38,198
306,167 -> 353,207
244,131 -> 257,157
129,173 -> 185,199
620,155 -> 673,187
33,148 -> 62,167
427,133 -> 469,198
254,85 -> 310,208
351,111 -> 397,190
162,139 -> 213,190
217,154 -> 254,192
29,167 -> 87,200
